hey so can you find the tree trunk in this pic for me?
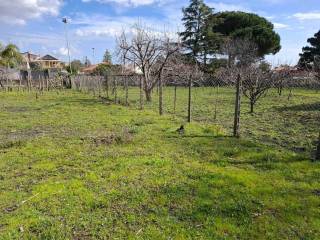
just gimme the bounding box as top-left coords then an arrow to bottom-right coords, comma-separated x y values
278,86 -> 282,96
139,76 -> 144,110
145,89 -> 152,102
250,101 -> 254,113
173,85 -> 177,115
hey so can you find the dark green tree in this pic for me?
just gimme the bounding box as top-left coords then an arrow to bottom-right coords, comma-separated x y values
298,30 -> 320,69
103,49 -> 112,63
92,63 -> 111,76
212,12 -> 281,57
180,0 -> 214,65
29,62 -> 42,70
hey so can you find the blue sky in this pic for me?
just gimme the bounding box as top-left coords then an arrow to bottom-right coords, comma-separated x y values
1,0 -> 320,65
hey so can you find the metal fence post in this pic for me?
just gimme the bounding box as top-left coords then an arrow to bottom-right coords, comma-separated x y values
233,74 -> 242,137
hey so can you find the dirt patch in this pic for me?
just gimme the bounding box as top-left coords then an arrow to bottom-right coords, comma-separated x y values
4,106 -> 38,113
0,128 -> 49,149
88,128 -> 133,146
6,128 -> 47,141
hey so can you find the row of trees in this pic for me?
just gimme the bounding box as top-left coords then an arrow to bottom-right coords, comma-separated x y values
116,0 -> 282,106
115,0 -> 319,114
179,0 -> 281,71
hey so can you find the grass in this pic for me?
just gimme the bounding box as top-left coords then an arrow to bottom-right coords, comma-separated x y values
0,90 -> 319,239
114,86 -> 320,154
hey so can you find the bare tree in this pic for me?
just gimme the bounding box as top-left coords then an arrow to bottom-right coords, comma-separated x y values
220,38 -> 260,67
242,66 -> 276,113
273,65 -> 295,96
163,53 -> 203,121
313,56 -> 320,90
217,39 -> 275,113
117,24 -> 180,102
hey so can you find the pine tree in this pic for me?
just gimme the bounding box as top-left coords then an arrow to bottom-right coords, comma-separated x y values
103,49 -> 112,63
299,30 -> 320,69
179,0 -> 213,65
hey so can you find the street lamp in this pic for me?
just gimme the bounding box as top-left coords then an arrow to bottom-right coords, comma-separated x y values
62,17 -> 72,74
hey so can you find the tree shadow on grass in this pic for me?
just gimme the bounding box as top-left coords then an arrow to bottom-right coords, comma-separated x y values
276,102 -> 320,112
171,134 -> 311,169
55,97 -> 108,107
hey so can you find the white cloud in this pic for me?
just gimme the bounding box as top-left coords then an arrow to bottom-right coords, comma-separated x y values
58,47 -> 69,56
0,0 -> 63,25
293,12 -> 320,20
73,14 -> 179,38
208,2 -> 250,12
82,0 -> 162,7
273,22 -> 289,29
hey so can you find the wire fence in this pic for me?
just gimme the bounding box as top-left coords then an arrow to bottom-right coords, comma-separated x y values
0,68 -> 66,91
0,70 -> 319,159
71,73 -> 320,160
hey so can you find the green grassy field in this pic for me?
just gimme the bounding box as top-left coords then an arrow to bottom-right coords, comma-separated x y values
0,90 -> 319,239
116,86 -> 320,154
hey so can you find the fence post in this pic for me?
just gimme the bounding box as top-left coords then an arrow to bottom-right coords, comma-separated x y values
46,76 -> 49,91
105,75 -> 109,98
316,132 -> 320,161
5,71 -> 8,92
173,85 -> 177,115
159,76 -> 163,115
125,76 -> 129,106
114,76 -> 117,104
18,74 -> 22,92
233,74 -> 242,137
214,84 -> 219,120
39,74 -> 43,93
27,71 -> 31,92
139,75 -> 144,110
187,76 -> 192,123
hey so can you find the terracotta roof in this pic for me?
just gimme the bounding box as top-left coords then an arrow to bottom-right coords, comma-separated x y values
81,62 -> 111,73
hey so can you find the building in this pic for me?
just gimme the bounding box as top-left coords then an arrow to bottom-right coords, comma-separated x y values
21,52 -> 63,70
36,55 -> 63,69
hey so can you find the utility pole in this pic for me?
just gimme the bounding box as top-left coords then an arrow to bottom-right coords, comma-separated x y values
62,17 -> 72,74
85,56 -> 89,67
92,48 -> 95,65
